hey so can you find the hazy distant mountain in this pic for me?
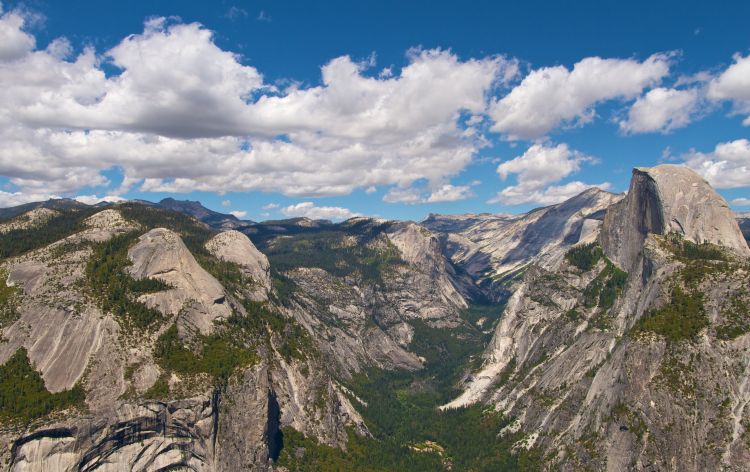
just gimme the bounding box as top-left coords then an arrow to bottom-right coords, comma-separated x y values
0,198 -> 89,220
156,197 -> 253,229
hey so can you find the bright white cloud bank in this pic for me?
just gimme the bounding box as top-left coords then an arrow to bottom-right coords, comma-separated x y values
281,202 -> 360,221
619,87 -> 701,134
489,143 -> 610,205
683,139 -> 750,189
0,11 -> 517,202
0,7 -> 746,209
489,55 -> 671,140
708,53 -> 750,125
383,183 -> 476,204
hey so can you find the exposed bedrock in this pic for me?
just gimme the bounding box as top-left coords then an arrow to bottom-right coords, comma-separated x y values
602,164 -> 750,273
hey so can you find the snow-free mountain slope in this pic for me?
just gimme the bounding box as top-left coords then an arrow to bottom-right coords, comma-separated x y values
444,164 -> 750,470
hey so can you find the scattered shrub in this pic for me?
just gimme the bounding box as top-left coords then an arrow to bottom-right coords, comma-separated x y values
583,260 -> 628,310
633,286 -> 708,342
716,292 -> 750,340
0,208 -> 100,258
0,269 -> 20,329
153,323 -> 257,383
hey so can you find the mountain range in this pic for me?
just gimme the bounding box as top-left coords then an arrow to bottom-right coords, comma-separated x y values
0,165 -> 749,471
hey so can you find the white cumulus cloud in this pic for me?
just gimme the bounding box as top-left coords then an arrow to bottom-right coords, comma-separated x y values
619,87 -> 701,134
425,184 -> 475,203
708,53 -> 750,125
383,183 -> 475,204
489,54 -> 671,140
683,139 -> 750,188
0,10 -> 35,62
281,202 -> 361,221
0,14 -> 517,204
489,143 -> 610,205
0,190 -> 58,207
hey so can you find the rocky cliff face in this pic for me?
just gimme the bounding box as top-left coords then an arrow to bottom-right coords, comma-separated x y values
252,217 -> 472,378
1,166 -> 748,471
602,164 -> 750,273
127,227 -> 233,335
445,165 -> 750,471
205,230 -> 271,302
424,188 -> 622,299
0,206 -> 366,471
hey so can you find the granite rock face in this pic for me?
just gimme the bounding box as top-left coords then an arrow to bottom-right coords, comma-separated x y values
127,227 -> 232,335
444,166 -> 750,470
0,208 -> 367,471
424,187 -> 622,299
0,209 -> 137,393
206,230 -> 271,301
602,164 -> 750,272
8,398 -> 217,472
277,219 -> 471,377
386,222 -> 469,310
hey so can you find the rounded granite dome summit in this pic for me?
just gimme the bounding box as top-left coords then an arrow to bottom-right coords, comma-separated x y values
601,164 -> 749,272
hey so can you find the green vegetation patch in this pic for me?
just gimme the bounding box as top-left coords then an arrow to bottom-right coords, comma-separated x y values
238,300 -> 314,362
278,427 -> 444,471
143,373 -> 170,400
583,260 -> 628,311
278,402 -> 542,471
153,323 -> 258,384
151,300 -> 312,397
460,303 -> 504,329
0,208 -> 100,259
0,348 -> 84,423
86,232 -> 171,330
565,308 -> 581,322
566,243 -> 603,272
633,286 -> 708,343
407,320 -> 488,395
716,291 -> 750,340
261,229 -> 404,285
0,269 -> 20,329
270,271 -> 296,306
664,233 -> 727,262
662,233 -> 732,286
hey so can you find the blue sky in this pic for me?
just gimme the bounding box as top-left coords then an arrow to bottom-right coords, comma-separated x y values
0,0 -> 749,221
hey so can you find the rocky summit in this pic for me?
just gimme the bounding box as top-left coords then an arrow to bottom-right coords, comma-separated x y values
0,165 -> 749,471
